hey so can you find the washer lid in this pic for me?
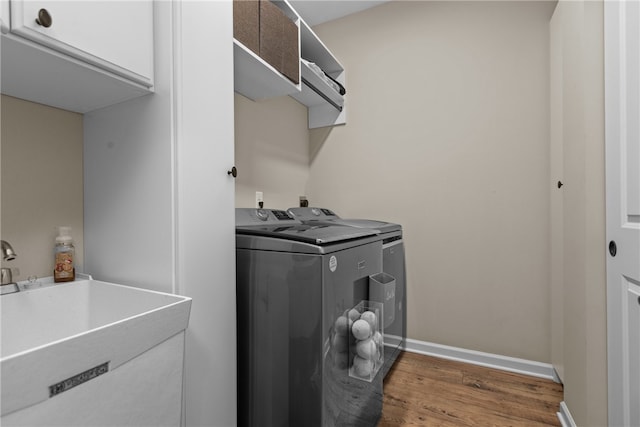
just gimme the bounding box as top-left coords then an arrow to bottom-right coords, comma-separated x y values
287,207 -> 402,233
236,224 -> 378,245
334,219 -> 401,233
235,208 -> 379,245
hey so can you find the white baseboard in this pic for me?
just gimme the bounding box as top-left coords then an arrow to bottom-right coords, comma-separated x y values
557,401 -> 576,427
403,338 -> 561,382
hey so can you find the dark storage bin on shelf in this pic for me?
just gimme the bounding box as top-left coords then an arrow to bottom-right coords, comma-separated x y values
259,0 -> 299,84
281,13 -> 299,84
258,0 -> 283,73
233,0 -> 260,55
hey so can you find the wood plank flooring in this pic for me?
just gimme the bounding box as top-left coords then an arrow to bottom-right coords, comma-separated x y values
379,351 -> 564,426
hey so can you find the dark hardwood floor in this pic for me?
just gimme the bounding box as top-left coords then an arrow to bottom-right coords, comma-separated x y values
379,351 -> 564,426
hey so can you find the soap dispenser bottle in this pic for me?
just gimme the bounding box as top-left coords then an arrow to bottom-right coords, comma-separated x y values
54,226 -> 75,282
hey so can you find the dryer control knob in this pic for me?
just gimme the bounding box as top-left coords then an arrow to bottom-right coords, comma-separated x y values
256,209 -> 269,221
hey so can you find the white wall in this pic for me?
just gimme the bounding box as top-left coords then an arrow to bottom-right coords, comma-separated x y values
307,1 -> 555,362
1,95 -> 83,281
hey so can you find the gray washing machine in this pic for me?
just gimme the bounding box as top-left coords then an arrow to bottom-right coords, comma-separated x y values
236,208 -> 385,427
287,207 -> 407,378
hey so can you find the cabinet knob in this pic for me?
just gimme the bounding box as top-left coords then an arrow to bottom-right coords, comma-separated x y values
35,8 -> 52,28
557,181 -> 563,188
609,240 -> 617,257
227,166 -> 237,178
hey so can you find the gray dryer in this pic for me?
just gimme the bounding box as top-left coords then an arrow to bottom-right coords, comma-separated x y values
236,208 -> 385,427
287,207 -> 407,378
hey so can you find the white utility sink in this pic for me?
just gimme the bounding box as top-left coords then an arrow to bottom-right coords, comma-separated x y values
1,278 -> 192,418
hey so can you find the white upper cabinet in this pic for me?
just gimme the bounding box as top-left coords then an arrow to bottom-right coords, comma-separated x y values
11,1 -> 153,86
1,0 -> 154,113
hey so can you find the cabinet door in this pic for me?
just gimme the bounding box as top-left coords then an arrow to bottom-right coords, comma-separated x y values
10,0 -> 153,87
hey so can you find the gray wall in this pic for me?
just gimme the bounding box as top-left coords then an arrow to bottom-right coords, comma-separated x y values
1,95 -> 84,281
234,94 -> 310,209
307,1 -> 555,362
231,2 -> 604,423
550,1 -> 607,425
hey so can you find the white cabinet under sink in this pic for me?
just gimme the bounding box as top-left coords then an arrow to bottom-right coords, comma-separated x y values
0,279 -> 192,426
1,0 -> 154,113
3,333 -> 186,427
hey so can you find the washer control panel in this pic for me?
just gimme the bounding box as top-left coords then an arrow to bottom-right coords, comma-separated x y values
236,208 -> 298,226
288,207 -> 339,221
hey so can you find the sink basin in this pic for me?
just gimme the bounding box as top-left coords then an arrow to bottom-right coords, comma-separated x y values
1,279 -> 192,417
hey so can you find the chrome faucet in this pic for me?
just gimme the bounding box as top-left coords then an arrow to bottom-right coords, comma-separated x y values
2,240 -> 17,260
1,240 -> 19,295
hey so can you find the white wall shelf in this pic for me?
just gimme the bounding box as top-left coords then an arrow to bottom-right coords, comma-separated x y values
233,1 -> 346,129
233,39 -> 300,101
294,20 -> 346,128
299,20 -> 343,76
293,62 -> 343,110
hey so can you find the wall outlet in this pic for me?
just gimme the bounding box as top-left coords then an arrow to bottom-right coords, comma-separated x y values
255,191 -> 263,208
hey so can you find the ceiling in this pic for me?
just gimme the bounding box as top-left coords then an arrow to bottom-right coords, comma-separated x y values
288,0 -> 390,26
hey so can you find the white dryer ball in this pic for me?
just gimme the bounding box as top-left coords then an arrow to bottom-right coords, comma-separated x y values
372,331 -> 383,346
332,333 -> 349,352
353,356 -> 374,377
356,338 -> 377,360
347,308 -> 361,322
334,351 -> 349,370
334,316 -> 352,336
360,311 -> 378,330
351,319 -> 372,340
